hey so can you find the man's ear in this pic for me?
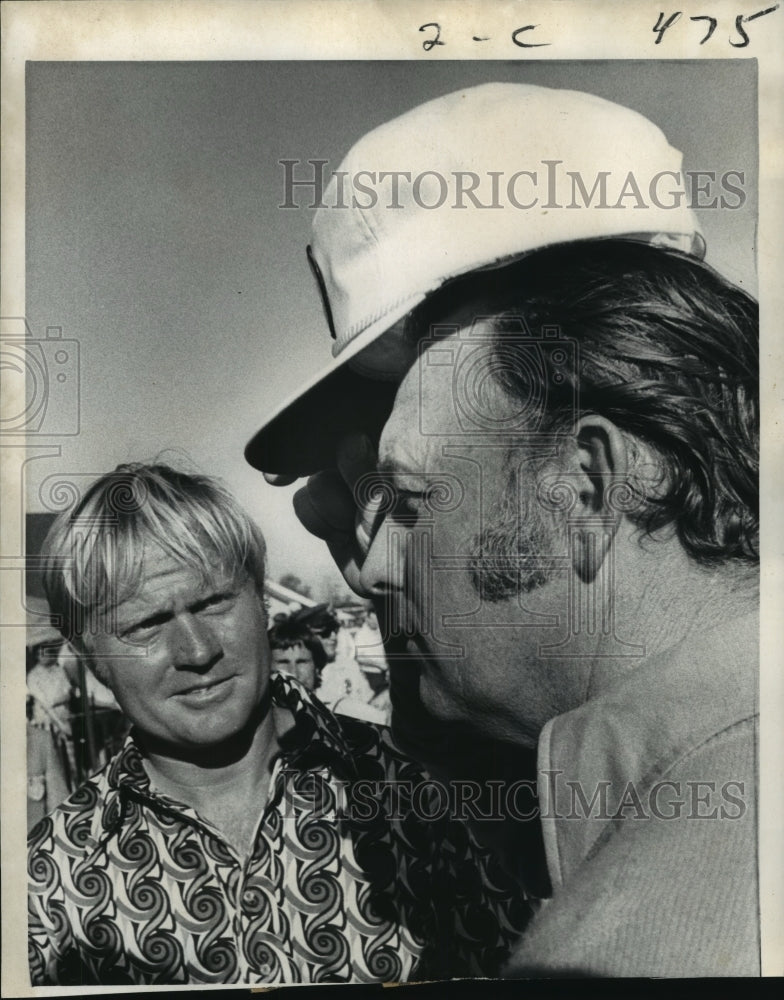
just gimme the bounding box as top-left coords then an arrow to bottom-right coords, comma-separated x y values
568,414 -> 629,582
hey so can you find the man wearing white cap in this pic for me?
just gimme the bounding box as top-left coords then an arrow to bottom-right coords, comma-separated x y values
247,84 -> 759,977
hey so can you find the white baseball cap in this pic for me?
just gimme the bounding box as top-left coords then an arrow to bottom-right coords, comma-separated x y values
246,82 -> 703,475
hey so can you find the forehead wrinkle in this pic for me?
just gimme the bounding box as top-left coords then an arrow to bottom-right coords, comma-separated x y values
112,554 -> 236,619
379,407 -> 442,476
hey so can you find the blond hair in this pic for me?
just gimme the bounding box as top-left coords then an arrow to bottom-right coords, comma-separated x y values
43,463 -> 266,653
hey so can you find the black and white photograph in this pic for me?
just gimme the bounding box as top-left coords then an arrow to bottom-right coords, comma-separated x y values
1,0 -> 782,991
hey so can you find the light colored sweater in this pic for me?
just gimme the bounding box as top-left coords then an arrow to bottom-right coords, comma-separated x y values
506,611 -> 759,978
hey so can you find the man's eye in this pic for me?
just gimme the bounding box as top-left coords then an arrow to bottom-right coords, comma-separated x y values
122,615 -> 167,640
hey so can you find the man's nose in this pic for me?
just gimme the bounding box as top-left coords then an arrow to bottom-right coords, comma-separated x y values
170,614 -> 221,670
359,517 -> 409,597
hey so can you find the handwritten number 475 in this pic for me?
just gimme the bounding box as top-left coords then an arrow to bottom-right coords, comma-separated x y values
654,5 -> 779,45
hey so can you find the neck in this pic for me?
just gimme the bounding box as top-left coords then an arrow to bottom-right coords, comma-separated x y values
587,528 -> 758,695
140,701 -> 280,801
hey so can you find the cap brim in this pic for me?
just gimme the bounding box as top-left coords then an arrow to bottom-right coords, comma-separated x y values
246,232 -> 707,479
244,354 -> 400,477
245,289 -> 425,478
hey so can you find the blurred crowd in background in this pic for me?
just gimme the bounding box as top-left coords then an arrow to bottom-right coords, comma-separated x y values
269,602 -> 390,723
25,589 -> 389,832
25,596 -> 126,831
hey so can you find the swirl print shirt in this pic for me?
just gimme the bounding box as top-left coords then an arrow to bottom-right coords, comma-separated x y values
28,673 -> 531,985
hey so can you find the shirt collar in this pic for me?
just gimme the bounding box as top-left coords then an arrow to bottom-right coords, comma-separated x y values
97,736 -> 153,837
269,671 -> 365,782
97,672 -> 363,837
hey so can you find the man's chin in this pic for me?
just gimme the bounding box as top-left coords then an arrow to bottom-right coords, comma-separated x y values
416,668 -> 541,750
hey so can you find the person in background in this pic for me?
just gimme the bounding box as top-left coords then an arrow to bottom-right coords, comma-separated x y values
26,604 -> 77,793
292,604 -> 340,663
268,617 -> 325,691
26,638 -> 72,736
26,723 -> 70,832
293,603 -> 376,709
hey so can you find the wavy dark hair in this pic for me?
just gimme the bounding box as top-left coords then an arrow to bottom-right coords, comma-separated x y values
409,240 -> 758,565
268,618 -> 327,674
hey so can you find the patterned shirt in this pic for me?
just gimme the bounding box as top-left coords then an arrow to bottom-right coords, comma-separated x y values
28,673 -> 530,985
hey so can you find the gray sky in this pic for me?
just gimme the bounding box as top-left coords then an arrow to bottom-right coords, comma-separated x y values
25,60 -> 757,596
